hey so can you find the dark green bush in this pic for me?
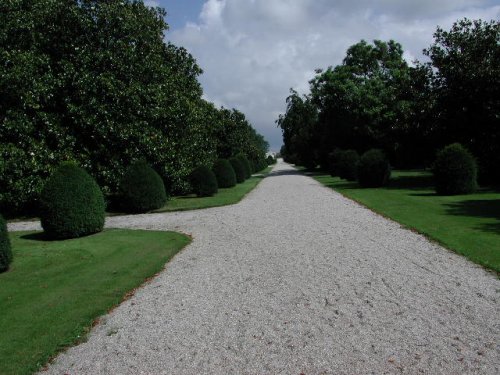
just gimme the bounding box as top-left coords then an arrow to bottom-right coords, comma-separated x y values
190,165 -> 218,197
358,149 -> 391,187
266,155 -> 277,165
0,214 -> 13,273
230,157 -> 246,183
212,159 -> 236,188
119,160 -> 167,213
237,154 -> 252,179
335,149 -> 360,181
40,163 -> 105,239
433,143 -> 478,195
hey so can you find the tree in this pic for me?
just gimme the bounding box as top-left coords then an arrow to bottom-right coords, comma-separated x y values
424,18 -> 500,184
276,89 -> 318,168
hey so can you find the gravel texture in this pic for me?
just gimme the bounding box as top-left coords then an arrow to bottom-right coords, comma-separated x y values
9,160 -> 500,374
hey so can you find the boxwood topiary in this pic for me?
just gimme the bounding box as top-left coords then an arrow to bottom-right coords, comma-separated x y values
40,163 -> 105,239
336,149 -> 360,181
433,143 -> 478,195
212,159 -> 236,188
190,165 -> 218,197
0,214 -> 12,272
358,149 -> 391,187
119,160 -> 167,213
237,154 -> 252,179
230,157 -> 246,183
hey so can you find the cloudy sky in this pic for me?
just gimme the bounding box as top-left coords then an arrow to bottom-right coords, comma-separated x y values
148,0 -> 499,151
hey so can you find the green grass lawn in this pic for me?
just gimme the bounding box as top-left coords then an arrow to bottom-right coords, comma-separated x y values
153,168 -> 272,213
309,169 -> 500,273
0,229 -> 191,375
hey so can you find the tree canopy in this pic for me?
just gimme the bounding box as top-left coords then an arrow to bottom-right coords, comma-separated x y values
0,0 -> 269,214
278,18 -> 499,184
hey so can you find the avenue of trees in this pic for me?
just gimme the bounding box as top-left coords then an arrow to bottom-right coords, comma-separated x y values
277,19 -> 499,186
0,0 -> 269,215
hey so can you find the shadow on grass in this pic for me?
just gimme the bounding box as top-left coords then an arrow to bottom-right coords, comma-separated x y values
386,172 -> 434,191
20,232 -> 49,241
445,199 -> 500,234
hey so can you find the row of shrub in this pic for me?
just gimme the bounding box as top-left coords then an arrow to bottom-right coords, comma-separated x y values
329,143 -> 478,195
0,153 -> 274,273
329,149 -> 391,188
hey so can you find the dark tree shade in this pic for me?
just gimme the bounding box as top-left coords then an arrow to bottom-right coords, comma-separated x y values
119,160 -> 167,213
40,163 -> 105,239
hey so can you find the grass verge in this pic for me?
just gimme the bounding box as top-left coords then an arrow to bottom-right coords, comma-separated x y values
309,169 -> 500,273
0,229 -> 191,375
154,167 -> 272,213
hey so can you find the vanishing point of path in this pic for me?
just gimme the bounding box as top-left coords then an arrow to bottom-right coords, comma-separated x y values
10,161 -> 500,374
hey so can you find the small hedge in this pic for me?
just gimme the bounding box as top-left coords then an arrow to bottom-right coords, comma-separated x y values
190,165 -> 218,197
0,214 -> 12,273
335,149 -> 360,181
212,159 -> 236,188
40,163 -> 105,239
119,160 -> 167,213
230,157 -> 246,183
237,154 -> 252,179
267,155 -> 277,165
434,143 -> 478,195
358,149 -> 391,187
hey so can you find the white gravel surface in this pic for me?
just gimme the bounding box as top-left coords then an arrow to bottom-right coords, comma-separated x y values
9,160 -> 500,374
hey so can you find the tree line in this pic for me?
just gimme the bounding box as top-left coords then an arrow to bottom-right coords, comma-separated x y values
0,0 -> 269,215
277,18 -> 499,186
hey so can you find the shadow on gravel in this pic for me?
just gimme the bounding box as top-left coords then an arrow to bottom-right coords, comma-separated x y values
445,199 -> 500,234
267,169 -> 304,177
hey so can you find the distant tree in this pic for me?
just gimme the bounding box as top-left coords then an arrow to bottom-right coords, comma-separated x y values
276,89 -> 318,168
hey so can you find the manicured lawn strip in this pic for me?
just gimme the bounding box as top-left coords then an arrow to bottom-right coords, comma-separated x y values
0,229 -> 191,375
309,169 -> 500,273
154,167 -> 272,213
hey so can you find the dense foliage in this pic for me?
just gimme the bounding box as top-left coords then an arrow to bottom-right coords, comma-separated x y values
212,159 -> 236,188
39,163 -> 105,239
0,0 -> 268,215
358,149 -> 391,188
237,154 -> 252,179
0,214 -> 12,273
277,18 -> 499,186
190,165 -> 218,197
119,160 -> 167,213
332,150 -> 360,181
230,157 -> 246,183
434,143 -> 477,195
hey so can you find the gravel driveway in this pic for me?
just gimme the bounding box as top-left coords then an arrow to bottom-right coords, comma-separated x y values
9,160 -> 500,374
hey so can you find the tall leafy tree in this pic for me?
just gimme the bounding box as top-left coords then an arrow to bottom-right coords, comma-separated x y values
424,18 -> 500,183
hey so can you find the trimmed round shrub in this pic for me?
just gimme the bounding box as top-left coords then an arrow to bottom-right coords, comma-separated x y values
237,154 -> 252,179
212,159 -> 236,188
267,155 -> 277,165
433,143 -> 478,195
119,160 -> 167,213
190,165 -> 218,197
230,157 -> 246,183
40,163 -> 105,239
358,149 -> 391,187
0,214 -> 13,272
335,149 -> 360,181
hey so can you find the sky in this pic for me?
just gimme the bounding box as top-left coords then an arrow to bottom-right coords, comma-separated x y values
146,1 -> 500,151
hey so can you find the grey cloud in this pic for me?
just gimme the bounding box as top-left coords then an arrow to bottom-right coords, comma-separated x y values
169,0 -> 499,150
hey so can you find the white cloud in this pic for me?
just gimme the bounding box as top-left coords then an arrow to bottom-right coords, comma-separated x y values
144,0 -> 160,7
169,0 -> 500,150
